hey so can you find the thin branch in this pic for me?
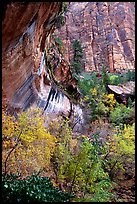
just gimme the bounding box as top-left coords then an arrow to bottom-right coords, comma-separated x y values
69,161 -> 79,194
4,131 -> 22,176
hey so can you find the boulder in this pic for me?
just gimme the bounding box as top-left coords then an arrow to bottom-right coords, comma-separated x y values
107,81 -> 135,104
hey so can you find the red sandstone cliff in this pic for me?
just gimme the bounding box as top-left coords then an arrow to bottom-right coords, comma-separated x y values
2,2 -> 78,112
2,2 -> 135,112
56,2 -> 135,72
2,3 -> 59,106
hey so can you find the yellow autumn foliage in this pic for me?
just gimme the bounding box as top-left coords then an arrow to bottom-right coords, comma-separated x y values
2,109 -> 19,139
112,123 -> 135,157
90,87 -> 97,96
2,107 -> 56,176
103,94 -> 116,109
106,123 -> 135,177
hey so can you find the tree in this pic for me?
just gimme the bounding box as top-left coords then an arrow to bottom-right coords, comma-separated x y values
104,123 -> 135,180
2,107 -> 56,177
71,39 -> 83,76
48,117 -> 114,202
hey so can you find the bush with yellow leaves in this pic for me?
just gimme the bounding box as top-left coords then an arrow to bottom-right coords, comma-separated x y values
103,94 -> 116,110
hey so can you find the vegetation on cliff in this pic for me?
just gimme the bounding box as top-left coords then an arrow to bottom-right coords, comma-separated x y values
2,2 -> 135,202
2,68 -> 135,202
70,39 -> 83,77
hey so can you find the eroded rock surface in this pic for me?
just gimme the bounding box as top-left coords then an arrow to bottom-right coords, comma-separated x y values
2,2 -> 135,129
2,2 -> 61,107
56,2 -> 135,72
2,2 -> 84,128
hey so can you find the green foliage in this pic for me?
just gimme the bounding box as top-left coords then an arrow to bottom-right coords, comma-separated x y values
71,61 -> 83,76
70,39 -> 83,76
49,118 -> 73,183
49,118 -> 114,201
53,35 -> 65,55
106,70 -> 135,85
53,36 -> 64,46
126,70 -> 135,81
62,2 -> 69,13
78,72 -> 106,97
105,123 -> 135,179
107,74 -> 122,85
72,40 -> 83,55
109,103 -> 134,125
78,72 -> 111,120
101,66 -> 110,86
2,173 -> 73,203
127,97 -> 134,108
66,135 -> 114,202
55,15 -> 66,29
89,180 -> 114,202
78,70 -> 135,122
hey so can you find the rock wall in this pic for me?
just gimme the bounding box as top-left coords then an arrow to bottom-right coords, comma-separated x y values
2,2 -> 79,111
2,2 -> 135,128
2,2 -> 84,129
56,2 -> 135,73
2,2 -> 60,107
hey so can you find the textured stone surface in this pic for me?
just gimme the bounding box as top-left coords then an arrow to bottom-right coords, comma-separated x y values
2,2 -> 77,109
2,2 -> 83,126
2,2 -> 135,117
56,2 -> 135,73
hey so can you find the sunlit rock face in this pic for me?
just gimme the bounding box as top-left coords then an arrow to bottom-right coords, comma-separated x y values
2,2 -> 84,127
56,2 -> 135,73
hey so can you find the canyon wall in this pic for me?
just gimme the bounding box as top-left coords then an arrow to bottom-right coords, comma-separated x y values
2,3 -> 79,110
2,2 -> 60,108
2,2 -> 83,130
2,2 -> 135,130
56,2 -> 135,72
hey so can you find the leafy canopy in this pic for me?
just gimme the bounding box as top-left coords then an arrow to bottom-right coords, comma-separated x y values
2,107 -> 56,176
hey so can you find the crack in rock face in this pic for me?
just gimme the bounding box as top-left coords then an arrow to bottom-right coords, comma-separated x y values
2,2 -> 135,129
56,2 -> 135,72
2,2 -> 85,128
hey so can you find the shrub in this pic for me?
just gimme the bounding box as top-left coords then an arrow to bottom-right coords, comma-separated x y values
105,123 -> 135,180
126,70 -> 135,81
71,61 -> 83,76
78,72 -> 118,120
2,174 -> 73,203
103,94 -> 116,110
47,117 -> 114,201
66,134 -> 114,202
78,70 -> 135,124
50,118 -> 73,184
55,15 -> 66,29
109,103 -> 134,125
49,119 -> 114,201
107,70 -> 135,85
62,2 -> 69,13
53,35 -> 65,55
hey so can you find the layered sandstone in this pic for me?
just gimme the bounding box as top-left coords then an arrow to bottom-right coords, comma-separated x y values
2,2 -> 80,114
56,2 -> 135,72
2,2 -> 60,107
2,2 -> 135,119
